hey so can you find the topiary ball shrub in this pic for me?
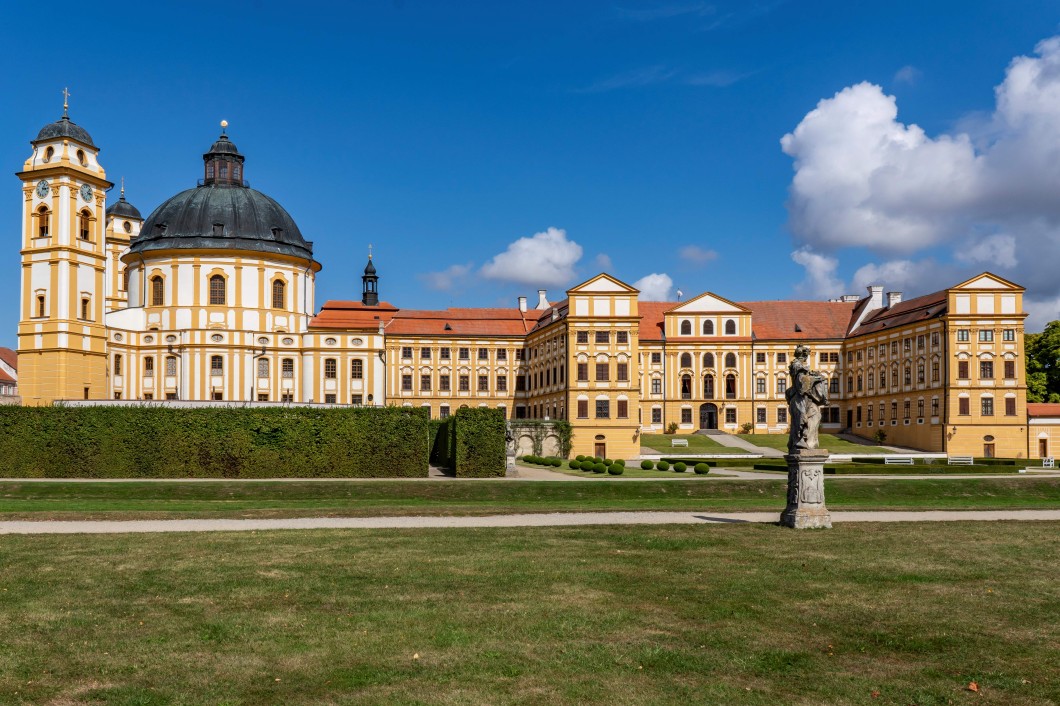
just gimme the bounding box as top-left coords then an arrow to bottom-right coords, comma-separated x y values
576,455 -> 585,462
615,459 -> 625,467
694,463 -> 710,475
581,460 -> 595,471
608,464 -> 624,475
568,460 -> 579,469
640,460 -> 654,470
551,458 -> 562,467
593,463 -> 607,474
674,462 -> 687,473
604,458 -> 614,466
595,457 -> 604,464
656,461 -> 670,471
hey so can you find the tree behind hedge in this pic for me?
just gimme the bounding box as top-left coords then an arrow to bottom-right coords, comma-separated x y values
0,405 -> 429,478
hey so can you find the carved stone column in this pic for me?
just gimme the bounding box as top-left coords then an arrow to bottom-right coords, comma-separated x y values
781,449 -> 832,529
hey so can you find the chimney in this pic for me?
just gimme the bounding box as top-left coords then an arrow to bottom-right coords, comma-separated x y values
841,295 -> 860,303
517,296 -> 527,312
867,285 -> 884,310
537,289 -> 549,310
886,291 -> 903,308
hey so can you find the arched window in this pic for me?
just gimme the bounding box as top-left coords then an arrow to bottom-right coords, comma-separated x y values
150,276 -> 164,306
272,280 -> 285,309
209,275 -> 226,305
703,374 -> 714,399
703,352 -> 715,368
36,295 -> 46,318
725,373 -> 736,399
680,320 -> 691,335
702,320 -> 714,335
37,206 -> 50,238
724,319 -> 737,335
724,352 -> 736,368
680,374 -> 692,399
680,352 -> 692,368
43,146 -> 54,163
351,359 -> 363,380
219,163 -> 228,179
79,210 -> 91,240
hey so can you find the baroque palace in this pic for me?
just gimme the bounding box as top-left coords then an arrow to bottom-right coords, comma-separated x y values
16,105 -> 1050,460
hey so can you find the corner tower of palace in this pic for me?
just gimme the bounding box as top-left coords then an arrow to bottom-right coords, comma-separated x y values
15,106 -> 1041,460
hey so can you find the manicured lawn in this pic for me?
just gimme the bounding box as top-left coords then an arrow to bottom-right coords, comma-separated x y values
639,433 -> 748,454
1,478 -> 1059,520
1,522 -> 1057,704
742,433 -> 893,454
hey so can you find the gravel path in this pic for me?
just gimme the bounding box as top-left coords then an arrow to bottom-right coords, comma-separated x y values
2,510 -> 1058,535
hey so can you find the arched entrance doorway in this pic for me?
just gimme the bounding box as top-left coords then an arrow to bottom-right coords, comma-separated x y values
699,403 -> 718,430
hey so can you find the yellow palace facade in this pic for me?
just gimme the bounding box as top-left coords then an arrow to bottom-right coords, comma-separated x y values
15,108 -> 1037,459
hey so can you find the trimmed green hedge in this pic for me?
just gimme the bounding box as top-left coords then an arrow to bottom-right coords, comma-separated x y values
0,406 -> 430,478
451,408 -> 507,478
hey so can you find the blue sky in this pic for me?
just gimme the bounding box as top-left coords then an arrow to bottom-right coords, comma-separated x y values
3,1 -> 1060,347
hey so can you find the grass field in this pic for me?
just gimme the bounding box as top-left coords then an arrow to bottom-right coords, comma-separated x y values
639,433 -> 747,454
742,433 -> 893,454
1,478 -> 1059,520
1,522 -> 1057,705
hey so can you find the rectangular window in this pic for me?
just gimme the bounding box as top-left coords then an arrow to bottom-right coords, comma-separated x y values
459,348 -> 470,360
350,359 -> 362,379
756,378 -> 766,395
904,338 -> 911,352
958,397 -> 970,415
980,360 -> 993,379
281,393 -> 294,402
210,356 -> 223,374
257,394 -> 269,402
478,348 -> 489,360
497,375 -> 507,392
515,375 -> 525,392
725,408 -> 737,424
917,363 -> 925,384
679,407 -> 691,424
651,378 -> 661,394
144,357 -> 155,377
439,374 -> 450,391
981,397 -> 994,416
830,352 -> 840,363
421,347 -> 431,360
616,363 -> 628,382
595,331 -> 609,344
478,375 -> 489,392
958,361 -> 969,379
1005,397 -> 1016,416
401,346 -> 412,359
651,407 -> 662,424
325,394 -> 336,404
164,356 -> 177,377
439,405 -> 450,419
440,347 -> 451,360
903,400 -> 910,420
420,374 -> 431,391
114,392 -> 122,400
401,374 -> 412,391
324,359 -> 337,379
857,350 -> 863,361
931,398 -> 939,416
497,349 -> 507,361
756,407 -> 767,424
777,377 -> 787,394
917,335 -> 925,349
282,358 -> 294,378
577,363 -> 589,381
931,332 -> 940,347
616,331 -> 628,344
577,400 -> 588,418
866,405 -> 873,422
114,355 -> 123,376
595,363 -> 608,381
1003,329 -> 1015,342
777,407 -> 787,424
917,399 -> 924,418
856,406 -> 862,423
209,277 -> 226,306
1004,360 -> 1015,379
957,329 -> 970,342
80,298 -> 90,321
829,378 -> 839,395
932,360 -> 940,382
351,394 -> 362,405
891,401 -> 898,419
576,331 -> 589,344
756,352 -> 766,364
617,400 -> 628,418
979,330 -> 994,342
459,375 -> 469,391
857,375 -> 863,392
777,353 -> 787,364
515,349 -> 525,361
891,342 -> 898,355
651,352 -> 661,364
596,400 -> 610,418
145,393 -> 154,400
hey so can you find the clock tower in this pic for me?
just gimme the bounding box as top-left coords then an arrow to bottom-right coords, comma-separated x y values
16,93 -> 112,405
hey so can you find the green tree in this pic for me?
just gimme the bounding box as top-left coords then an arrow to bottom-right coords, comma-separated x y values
1026,320 -> 1060,403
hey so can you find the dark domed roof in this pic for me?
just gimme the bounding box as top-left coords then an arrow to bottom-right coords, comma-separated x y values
364,257 -> 376,275
106,193 -> 142,220
208,134 -> 241,155
129,184 -> 314,261
34,115 -> 95,148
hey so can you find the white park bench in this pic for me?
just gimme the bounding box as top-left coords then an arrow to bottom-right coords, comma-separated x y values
884,457 -> 914,465
671,438 -> 689,448
1043,457 -> 1055,469
947,456 -> 975,465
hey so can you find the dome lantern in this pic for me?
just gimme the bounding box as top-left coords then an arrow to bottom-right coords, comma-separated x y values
203,121 -> 245,186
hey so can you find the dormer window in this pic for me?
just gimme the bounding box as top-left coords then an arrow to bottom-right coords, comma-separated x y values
271,227 -> 283,238
213,223 -> 224,236
155,223 -> 167,235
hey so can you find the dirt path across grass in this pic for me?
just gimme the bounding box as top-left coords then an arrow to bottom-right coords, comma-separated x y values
2,509 -> 1059,534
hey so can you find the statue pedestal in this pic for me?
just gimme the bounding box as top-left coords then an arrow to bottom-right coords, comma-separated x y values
781,450 -> 832,529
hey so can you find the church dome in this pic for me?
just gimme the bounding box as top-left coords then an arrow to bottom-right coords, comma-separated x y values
34,115 -> 95,148
106,193 -> 141,220
128,127 -> 315,263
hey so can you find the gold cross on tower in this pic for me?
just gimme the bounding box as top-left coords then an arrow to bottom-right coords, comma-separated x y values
62,87 -> 70,117
368,243 -> 373,260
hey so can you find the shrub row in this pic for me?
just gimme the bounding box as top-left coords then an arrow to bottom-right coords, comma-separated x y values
522,455 -> 563,467
569,457 -> 625,475
0,406 -> 430,478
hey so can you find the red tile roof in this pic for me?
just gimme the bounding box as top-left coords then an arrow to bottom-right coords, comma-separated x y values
309,301 -> 399,330
848,290 -> 948,337
1028,403 -> 1060,418
637,302 -> 672,341
0,347 -> 16,371
387,307 -> 544,337
638,301 -> 856,342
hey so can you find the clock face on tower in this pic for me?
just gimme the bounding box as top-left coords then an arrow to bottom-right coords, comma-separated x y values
79,184 -> 93,202
35,180 -> 49,198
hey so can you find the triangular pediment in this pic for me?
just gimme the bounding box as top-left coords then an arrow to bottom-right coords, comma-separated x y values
953,272 -> 1023,291
665,291 -> 749,314
567,273 -> 638,294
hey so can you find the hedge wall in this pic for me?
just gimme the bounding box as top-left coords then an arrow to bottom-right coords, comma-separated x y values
0,405 -> 430,478
451,407 -> 506,478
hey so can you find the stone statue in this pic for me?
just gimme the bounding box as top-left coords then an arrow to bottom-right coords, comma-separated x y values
781,344 -> 832,529
785,344 -> 829,455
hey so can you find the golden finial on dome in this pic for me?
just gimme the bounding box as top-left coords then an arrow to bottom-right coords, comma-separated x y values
220,119 -> 228,134
62,87 -> 70,118
120,176 -> 125,198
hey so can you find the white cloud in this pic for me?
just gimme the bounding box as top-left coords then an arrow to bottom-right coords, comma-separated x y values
481,227 -> 583,287
633,273 -> 674,301
418,263 -> 473,292
850,259 -> 949,294
678,244 -> 718,266
782,35 -> 1060,315
791,248 -> 843,299
594,253 -> 614,271
893,65 -> 922,85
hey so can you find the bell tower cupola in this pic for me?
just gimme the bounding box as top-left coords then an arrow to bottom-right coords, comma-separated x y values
361,246 -> 379,306
202,121 -> 245,186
